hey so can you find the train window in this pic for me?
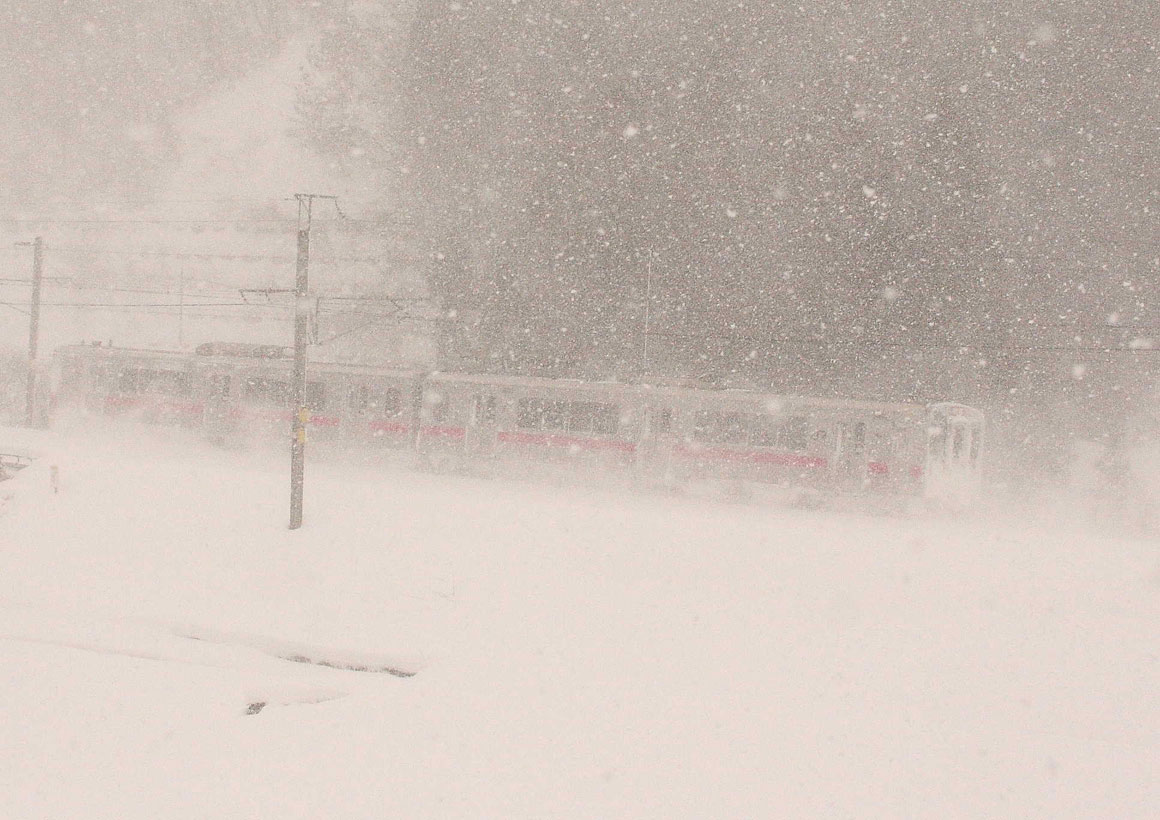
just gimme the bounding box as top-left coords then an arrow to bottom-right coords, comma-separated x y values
118,369 -> 143,394
244,377 -> 264,402
563,401 -> 589,433
952,428 -> 965,460
143,370 -> 190,397
381,388 -> 402,418
117,368 -> 188,395
351,386 -> 402,417
781,416 -> 809,451
653,408 -> 673,434
60,361 -> 84,389
693,411 -> 750,445
518,398 -> 544,430
243,377 -> 291,406
592,403 -> 619,436
472,394 -> 497,424
518,398 -> 618,435
969,430 -> 980,466
692,411 -> 714,442
209,373 -> 230,398
752,419 -> 778,448
568,401 -> 596,434
94,366 -> 114,391
853,422 -> 866,449
305,382 -> 326,411
723,413 -> 748,444
426,390 -> 450,423
928,425 -> 947,464
542,400 -> 569,431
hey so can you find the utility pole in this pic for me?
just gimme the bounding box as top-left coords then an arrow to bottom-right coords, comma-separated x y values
642,248 -> 653,381
289,193 -> 339,530
24,237 -> 44,428
178,266 -> 185,349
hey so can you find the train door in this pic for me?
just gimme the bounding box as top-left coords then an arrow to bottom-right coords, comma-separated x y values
640,404 -> 678,485
202,368 -> 235,439
925,403 -> 984,506
466,391 -> 499,457
833,419 -> 868,491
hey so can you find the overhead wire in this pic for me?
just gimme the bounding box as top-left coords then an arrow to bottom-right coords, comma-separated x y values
0,245 -> 400,263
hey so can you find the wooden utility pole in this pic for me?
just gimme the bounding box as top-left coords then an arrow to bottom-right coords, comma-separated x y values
178,266 -> 185,349
642,248 -> 653,380
25,237 -> 44,428
289,200 -> 311,529
288,193 -> 339,530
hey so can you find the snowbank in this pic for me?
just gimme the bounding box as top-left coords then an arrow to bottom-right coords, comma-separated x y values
1,424 -> 1157,818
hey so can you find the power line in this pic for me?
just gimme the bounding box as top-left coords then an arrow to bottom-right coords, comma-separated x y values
0,300 -> 269,309
0,245 -> 403,263
642,329 -> 1160,355
0,216 -> 412,226
0,197 -> 293,206
0,217 -> 299,225
0,280 -> 427,304
59,285 -> 239,297
0,281 -> 243,298
2,294 -> 1152,352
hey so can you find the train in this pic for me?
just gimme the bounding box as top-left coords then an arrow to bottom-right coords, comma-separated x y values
51,341 -> 985,508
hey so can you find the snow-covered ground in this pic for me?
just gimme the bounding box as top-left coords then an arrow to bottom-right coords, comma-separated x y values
2,424 -> 1157,818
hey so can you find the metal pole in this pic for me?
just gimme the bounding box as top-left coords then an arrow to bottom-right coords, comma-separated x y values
26,237 -> 43,428
289,202 -> 311,530
642,248 -> 653,380
178,266 -> 185,349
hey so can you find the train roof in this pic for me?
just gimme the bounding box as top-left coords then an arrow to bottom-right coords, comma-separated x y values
642,384 -> 928,418
426,370 -> 930,416
56,344 -> 190,362
54,344 -> 423,377
425,370 -> 642,395
53,344 -> 974,419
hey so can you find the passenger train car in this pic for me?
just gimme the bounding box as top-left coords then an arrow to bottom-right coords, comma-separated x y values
52,342 -> 985,507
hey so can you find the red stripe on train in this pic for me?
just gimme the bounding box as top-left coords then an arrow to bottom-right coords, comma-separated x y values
422,425 -> 466,440
225,408 -> 339,426
497,431 -> 637,453
104,395 -> 141,411
673,444 -> 827,469
369,420 -> 411,434
867,461 -> 888,475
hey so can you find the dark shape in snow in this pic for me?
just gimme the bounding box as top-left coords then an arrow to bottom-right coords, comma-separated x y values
174,626 -> 420,678
281,653 -> 417,678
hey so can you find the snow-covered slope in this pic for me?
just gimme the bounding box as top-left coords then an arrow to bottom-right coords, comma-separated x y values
1,425 -> 1157,818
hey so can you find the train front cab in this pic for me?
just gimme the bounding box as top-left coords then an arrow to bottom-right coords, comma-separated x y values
923,402 -> 984,508
633,389 -> 931,504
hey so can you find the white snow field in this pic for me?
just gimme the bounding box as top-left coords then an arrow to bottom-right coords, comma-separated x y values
2,424 -> 1157,819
